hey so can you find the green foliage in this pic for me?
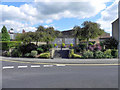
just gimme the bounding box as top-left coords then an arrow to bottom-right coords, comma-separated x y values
31,50 -> 38,57
24,53 -> 31,57
69,49 -> 81,58
111,49 -> 118,58
70,43 -> 73,47
39,52 -> 50,58
72,54 -> 81,58
54,43 -> 57,47
81,21 -> 105,48
16,43 -> 38,55
38,44 -> 52,52
37,48 -> 44,53
69,49 -> 74,58
83,50 -> 94,59
104,37 -> 118,49
89,42 -> 94,46
62,43 -> 65,48
104,49 -> 112,58
1,26 -> 10,41
11,49 -> 22,57
0,41 -> 21,51
75,43 -> 87,52
94,51 -> 104,59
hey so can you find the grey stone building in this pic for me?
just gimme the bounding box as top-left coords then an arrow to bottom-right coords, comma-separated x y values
112,18 -> 119,41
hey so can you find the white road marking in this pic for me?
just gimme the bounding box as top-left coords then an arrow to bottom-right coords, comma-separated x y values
18,65 -> 28,68
56,64 -> 66,67
31,65 -> 40,68
43,65 -> 54,67
3,66 -> 14,69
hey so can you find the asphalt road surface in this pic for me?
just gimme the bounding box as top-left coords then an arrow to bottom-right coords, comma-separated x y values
2,60 -> 118,88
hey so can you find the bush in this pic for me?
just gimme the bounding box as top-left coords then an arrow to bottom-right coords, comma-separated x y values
111,49 -> 118,58
37,48 -> 44,54
69,49 -> 81,58
94,51 -> 104,59
62,43 -> 66,48
72,54 -> 81,58
83,50 -> 94,59
89,42 -> 94,46
69,49 -> 74,58
24,53 -> 31,57
17,43 -> 38,55
31,50 -> 38,57
104,37 -> 118,49
11,49 -> 22,57
38,44 -> 52,52
104,49 -> 112,58
75,43 -> 87,52
39,52 -> 50,58
54,43 -> 57,47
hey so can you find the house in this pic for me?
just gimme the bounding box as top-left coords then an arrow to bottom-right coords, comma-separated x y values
8,28 -> 16,40
112,18 -> 119,41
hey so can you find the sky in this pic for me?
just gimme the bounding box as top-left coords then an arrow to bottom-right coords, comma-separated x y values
0,0 -> 119,35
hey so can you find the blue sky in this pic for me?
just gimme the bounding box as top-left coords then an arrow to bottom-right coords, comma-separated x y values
0,0 -> 118,35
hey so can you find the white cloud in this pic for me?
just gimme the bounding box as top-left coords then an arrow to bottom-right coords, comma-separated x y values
97,0 -> 118,35
0,0 -> 116,32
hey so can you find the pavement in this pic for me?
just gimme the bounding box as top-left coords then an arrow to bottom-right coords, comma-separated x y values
0,56 -> 119,64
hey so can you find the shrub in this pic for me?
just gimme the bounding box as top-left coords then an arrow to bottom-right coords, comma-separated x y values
89,42 -> 94,46
54,43 -> 57,47
62,43 -> 66,48
104,37 -> 118,49
72,54 -> 81,58
24,53 -> 31,57
38,44 -> 52,52
11,49 -> 22,57
17,43 -> 38,55
94,51 -> 104,59
37,48 -> 44,54
69,49 -> 74,58
83,50 -> 94,59
75,43 -> 87,52
31,50 -> 38,57
94,44 -> 102,51
39,52 -> 50,58
104,49 -> 112,58
111,49 -> 118,58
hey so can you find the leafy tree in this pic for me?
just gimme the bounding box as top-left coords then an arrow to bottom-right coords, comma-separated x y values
1,26 -> 10,41
81,21 -> 104,49
36,26 -> 56,44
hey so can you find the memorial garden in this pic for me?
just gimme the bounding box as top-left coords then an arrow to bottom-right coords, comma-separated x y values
0,21 -> 118,59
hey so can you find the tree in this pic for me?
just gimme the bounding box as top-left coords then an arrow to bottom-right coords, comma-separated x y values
81,21 -> 104,49
36,26 -> 56,44
1,26 -> 10,41
33,32 -> 45,45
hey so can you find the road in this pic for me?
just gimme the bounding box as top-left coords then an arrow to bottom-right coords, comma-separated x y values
2,59 -> 119,88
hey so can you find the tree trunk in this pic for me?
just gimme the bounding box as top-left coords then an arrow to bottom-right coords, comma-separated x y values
86,38 -> 89,51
